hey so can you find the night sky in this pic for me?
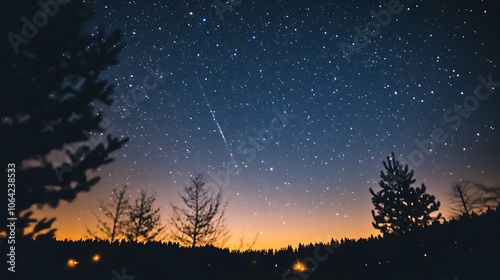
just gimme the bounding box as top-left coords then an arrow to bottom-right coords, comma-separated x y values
40,0 -> 500,249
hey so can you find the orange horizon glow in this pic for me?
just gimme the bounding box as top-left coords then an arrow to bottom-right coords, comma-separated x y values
26,186 -> 457,250
35,207 -> 380,250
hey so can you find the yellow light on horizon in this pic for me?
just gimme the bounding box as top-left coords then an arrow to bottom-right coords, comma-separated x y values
67,259 -> 79,267
92,254 -> 101,262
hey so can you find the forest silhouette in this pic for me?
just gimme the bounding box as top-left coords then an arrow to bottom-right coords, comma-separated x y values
14,208 -> 500,280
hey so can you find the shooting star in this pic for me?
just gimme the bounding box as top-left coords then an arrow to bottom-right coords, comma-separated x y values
195,76 -> 236,163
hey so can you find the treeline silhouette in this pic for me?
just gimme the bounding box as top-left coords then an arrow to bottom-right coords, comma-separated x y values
14,206 -> 499,280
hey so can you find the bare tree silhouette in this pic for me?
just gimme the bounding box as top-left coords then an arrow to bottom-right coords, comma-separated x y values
123,189 -> 165,242
170,174 -> 230,247
449,181 -> 500,218
87,186 -> 129,242
473,182 -> 500,209
449,182 -> 481,218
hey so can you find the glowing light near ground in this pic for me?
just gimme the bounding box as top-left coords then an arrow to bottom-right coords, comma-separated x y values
293,261 -> 307,272
92,254 -> 101,262
67,259 -> 79,267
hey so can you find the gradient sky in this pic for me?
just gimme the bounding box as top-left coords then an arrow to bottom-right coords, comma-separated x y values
38,0 -> 500,250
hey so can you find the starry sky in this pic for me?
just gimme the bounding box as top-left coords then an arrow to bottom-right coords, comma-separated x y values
40,0 -> 500,249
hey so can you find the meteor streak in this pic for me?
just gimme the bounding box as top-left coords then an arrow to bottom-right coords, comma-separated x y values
195,76 -> 236,163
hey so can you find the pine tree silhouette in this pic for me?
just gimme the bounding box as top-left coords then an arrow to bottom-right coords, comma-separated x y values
370,153 -> 441,235
1,0 -> 128,239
